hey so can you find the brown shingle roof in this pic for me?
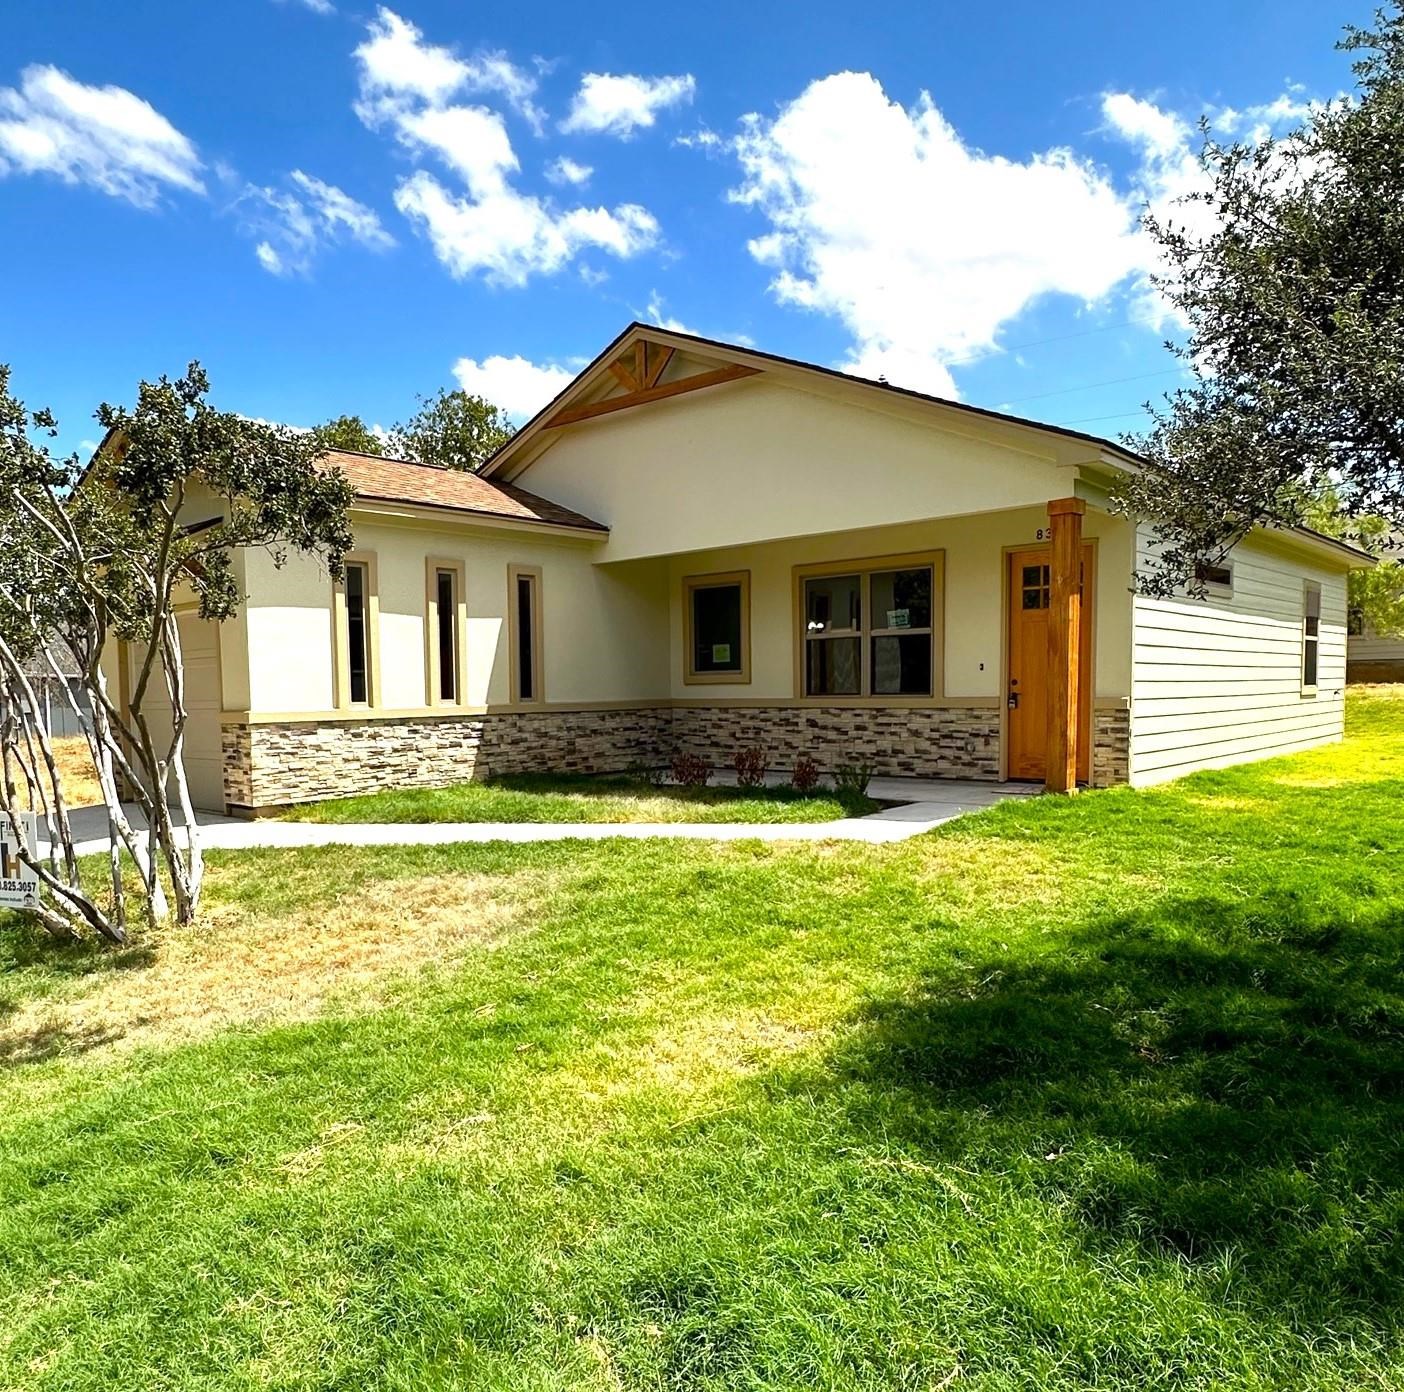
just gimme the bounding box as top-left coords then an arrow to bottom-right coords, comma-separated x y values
320,449 -> 606,532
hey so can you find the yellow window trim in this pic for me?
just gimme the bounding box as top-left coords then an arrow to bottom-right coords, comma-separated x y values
682,569 -> 752,685
507,563 -> 544,705
424,557 -> 469,707
791,550 -> 946,702
332,551 -> 381,711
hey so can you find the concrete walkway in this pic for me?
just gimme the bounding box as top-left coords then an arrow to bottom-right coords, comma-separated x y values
57,780 -> 1035,857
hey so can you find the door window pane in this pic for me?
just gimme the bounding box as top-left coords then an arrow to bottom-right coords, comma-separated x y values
436,569 -> 457,702
871,567 -> 932,630
345,563 -> 368,704
805,574 -> 861,633
692,583 -> 743,673
806,637 -> 861,696
872,634 -> 932,695
1021,563 -> 1050,611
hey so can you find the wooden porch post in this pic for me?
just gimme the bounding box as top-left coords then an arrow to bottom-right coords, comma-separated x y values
1046,496 -> 1085,793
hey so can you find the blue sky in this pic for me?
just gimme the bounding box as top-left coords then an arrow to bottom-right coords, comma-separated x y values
0,0 -> 1362,457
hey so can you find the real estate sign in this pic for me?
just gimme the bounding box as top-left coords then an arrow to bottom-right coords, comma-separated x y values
0,810 -> 40,911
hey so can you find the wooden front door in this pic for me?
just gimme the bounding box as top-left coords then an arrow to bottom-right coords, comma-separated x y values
1006,546 -> 1093,783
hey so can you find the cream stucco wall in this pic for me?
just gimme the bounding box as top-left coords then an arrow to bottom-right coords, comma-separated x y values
663,507 -> 1135,703
238,514 -> 668,716
515,375 -> 1098,563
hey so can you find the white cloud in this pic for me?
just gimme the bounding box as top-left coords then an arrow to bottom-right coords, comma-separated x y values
1100,87 -> 1322,332
275,0 -> 335,14
241,168 -> 394,275
354,9 -> 661,285
452,353 -> 575,419
731,72 -> 1143,397
396,104 -> 518,196
0,64 -> 202,207
643,290 -> 696,335
354,7 -> 544,132
394,170 -> 657,285
546,155 -> 592,186
561,72 -> 696,137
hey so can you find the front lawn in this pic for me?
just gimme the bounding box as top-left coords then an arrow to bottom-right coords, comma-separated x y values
279,769 -> 879,823
2,689 -> 1403,1389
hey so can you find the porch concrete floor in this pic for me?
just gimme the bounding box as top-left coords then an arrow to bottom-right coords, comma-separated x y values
55,778 -> 1038,857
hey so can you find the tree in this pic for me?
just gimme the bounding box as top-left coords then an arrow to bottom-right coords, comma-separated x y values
1113,6 -> 1404,593
312,414 -> 384,456
1306,494 -> 1404,635
389,388 -> 511,472
0,363 -> 353,940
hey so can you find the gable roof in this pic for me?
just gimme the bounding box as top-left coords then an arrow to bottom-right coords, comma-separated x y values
323,449 -> 607,533
480,322 -> 1372,568
480,320 -> 1149,481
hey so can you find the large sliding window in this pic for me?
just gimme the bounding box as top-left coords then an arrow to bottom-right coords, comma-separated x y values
800,556 -> 939,699
509,565 -> 543,704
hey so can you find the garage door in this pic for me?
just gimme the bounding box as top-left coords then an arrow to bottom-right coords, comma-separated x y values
132,615 -> 225,812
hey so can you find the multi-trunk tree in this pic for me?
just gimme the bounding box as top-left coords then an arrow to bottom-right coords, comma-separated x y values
0,363 -> 352,942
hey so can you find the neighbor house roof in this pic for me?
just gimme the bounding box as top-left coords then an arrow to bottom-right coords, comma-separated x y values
322,449 -> 607,533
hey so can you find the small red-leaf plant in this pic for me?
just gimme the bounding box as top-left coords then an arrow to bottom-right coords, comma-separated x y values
670,752 -> 711,787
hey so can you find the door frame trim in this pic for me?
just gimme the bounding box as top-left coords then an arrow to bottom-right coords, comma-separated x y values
999,538 -> 1098,784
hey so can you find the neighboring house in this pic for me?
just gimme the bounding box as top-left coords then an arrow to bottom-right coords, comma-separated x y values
1346,549 -> 1404,681
1348,622 -> 1404,682
2,639 -> 90,739
104,324 -> 1370,815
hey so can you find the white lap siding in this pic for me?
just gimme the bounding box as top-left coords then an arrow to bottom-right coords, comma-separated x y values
1129,529 -> 1348,786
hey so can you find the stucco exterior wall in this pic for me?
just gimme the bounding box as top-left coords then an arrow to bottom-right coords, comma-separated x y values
237,517 -> 668,716
664,507 -> 1135,704
513,375 -> 1099,563
1129,529 -> 1350,786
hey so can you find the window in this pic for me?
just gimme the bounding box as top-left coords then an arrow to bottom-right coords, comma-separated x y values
509,565 -> 542,704
1194,560 -> 1234,596
1303,581 -> 1322,692
426,560 -> 464,705
344,560 -> 371,705
684,572 -> 750,683
799,557 -> 938,699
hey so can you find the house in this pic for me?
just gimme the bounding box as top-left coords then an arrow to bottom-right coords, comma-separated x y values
112,324 -> 1370,815
2,639 -> 90,739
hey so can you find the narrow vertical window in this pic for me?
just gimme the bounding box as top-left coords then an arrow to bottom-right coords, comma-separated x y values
1303,581 -> 1321,691
684,572 -> 750,683
511,567 -> 541,704
436,568 -> 457,702
345,561 -> 369,705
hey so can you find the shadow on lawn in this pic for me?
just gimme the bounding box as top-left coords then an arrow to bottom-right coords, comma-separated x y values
831,887 -> 1404,1322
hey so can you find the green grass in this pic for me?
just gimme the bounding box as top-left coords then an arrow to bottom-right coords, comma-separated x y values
279,770 -> 879,824
2,689 -> 1404,1389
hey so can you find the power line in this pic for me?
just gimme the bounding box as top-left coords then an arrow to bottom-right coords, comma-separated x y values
1050,408 -> 1154,427
986,366 -> 1185,409
940,315 -> 1149,369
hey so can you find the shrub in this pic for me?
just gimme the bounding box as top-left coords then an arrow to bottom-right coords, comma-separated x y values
629,762 -> 668,788
670,752 -> 710,787
733,747 -> 767,788
791,756 -> 821,792
834,762 -> 876,797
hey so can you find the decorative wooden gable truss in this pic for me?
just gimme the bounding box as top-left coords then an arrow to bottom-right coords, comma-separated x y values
542,336 -> 760,429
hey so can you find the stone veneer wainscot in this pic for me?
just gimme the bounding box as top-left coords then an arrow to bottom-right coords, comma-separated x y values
221,700 -> 1132,812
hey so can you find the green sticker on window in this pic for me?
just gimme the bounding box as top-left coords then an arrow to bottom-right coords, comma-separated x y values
712,643 -> 731,664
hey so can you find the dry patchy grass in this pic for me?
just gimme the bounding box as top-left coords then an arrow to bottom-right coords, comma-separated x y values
0,871 -> 533,1066
12,735 -> 103,813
